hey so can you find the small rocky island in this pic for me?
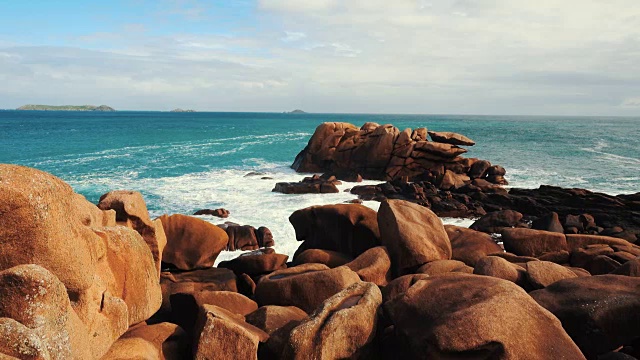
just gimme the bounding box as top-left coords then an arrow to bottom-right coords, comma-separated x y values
0,121 -> 639,359
170,108 -> 196,113
285,109 -> 306,114
17,104 -> 115,111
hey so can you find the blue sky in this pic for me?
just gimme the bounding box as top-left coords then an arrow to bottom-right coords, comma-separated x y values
1,0 -> 639,115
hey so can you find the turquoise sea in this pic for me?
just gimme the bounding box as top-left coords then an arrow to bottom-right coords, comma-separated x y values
2,111 -> 639,261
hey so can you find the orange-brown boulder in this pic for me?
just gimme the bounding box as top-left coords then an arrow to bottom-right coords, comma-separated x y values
289,204 -> 380,259
384,273 -> 585,359
378,200 -> 451,275
501,228 -> 568,257
525,260 -> 578,289
218,249 -> 288,277
345,246 -> 393,286
439,170 -> 470,190
283,282 -> 382,359
381,274 -> 431,303
254,264 -> 361,313
293,249 -> 353,268
445,225 -> 502,266
0,165 -> 160,358
159,214 -> 229,270
417,259 -> 473,276
538,250 -> 571,263
473,256 -> 524,284
246,306 -> 309,359
566,234 -> 636,250
193,305 -> 268,360
531,275 -> 640,358
488,252 -> 539,263
96,226 -> 162,326
0,264 -> 95,359
98,190 -> 166,275
0,164 -> 109,292
101,322 -> 189,359
159,268 -> 238,315
195,291 -> 258,316
246,306 -> 308,335
168,291 -> 258,337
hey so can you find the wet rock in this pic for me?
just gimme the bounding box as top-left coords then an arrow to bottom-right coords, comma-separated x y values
194,208 -> 230,218
218,223 -> 274,251
273,174 -> 340,194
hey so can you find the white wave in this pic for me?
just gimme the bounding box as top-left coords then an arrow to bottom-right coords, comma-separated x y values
581,139 -> 640,166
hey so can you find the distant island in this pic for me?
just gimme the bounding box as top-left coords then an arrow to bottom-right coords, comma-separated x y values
285,109 -> 307,114
17,105 -> 115,111
170,108 -> 196,113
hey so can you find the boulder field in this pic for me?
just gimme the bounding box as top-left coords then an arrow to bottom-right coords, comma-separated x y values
2,164 -> 640,359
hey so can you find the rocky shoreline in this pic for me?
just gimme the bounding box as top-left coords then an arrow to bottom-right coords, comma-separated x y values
0,121 -> 639,359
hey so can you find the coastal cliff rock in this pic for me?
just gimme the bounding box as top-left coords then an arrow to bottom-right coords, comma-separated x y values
3,164 -> 640,359
0,165 -> 160,359
292,122 -> 505,186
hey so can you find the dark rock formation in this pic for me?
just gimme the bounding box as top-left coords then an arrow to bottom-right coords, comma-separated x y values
273,174 -> 341,194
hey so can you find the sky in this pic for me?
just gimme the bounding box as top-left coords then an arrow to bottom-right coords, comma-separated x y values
0,0 -> 639,115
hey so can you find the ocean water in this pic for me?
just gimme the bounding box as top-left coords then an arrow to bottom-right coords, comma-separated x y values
2,111 -> 639,262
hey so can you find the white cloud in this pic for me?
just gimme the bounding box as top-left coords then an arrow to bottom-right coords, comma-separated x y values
622,97 -> 640,107
281,31 -> 306,42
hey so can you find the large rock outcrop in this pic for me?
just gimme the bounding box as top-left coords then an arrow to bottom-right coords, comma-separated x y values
292,122 -> 505,186
0,165 -> 162,359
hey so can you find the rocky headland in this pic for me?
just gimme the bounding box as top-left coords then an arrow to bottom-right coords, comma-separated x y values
17,104 -> 116,111
0,121 -> 639,359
